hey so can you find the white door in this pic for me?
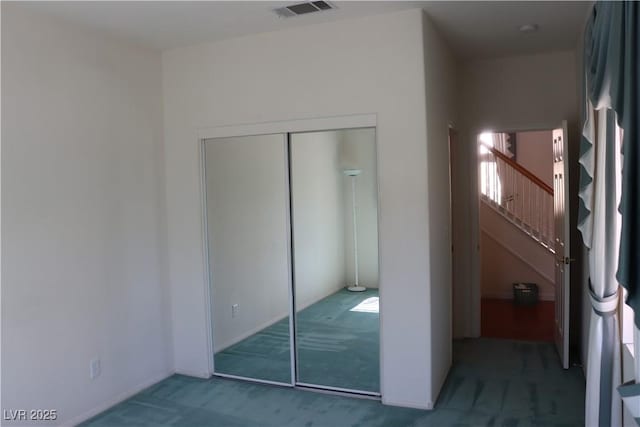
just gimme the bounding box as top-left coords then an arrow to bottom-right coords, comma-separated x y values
553,121 -> 570,369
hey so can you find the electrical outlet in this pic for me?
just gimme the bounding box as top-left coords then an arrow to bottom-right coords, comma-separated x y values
232,304 -> 239,318
90,358 -> 101,380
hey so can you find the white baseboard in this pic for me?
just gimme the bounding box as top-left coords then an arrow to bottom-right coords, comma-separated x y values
431,367 -> 450,410
381,396 -> 433,410
62,370 -> 174,427
174,369 -> 210,379
482,291 -> 555,301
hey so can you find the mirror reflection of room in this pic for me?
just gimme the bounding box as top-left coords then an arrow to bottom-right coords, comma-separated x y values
204,134 -> 292,385
203,127 -> 380,395
290,127 -> 380,393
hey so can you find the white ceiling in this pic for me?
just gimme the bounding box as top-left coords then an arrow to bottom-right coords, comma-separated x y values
16,1 -> 591,59
422,1 -> 591,59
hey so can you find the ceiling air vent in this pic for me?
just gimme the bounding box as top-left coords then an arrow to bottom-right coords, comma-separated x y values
274,1 -> 335,18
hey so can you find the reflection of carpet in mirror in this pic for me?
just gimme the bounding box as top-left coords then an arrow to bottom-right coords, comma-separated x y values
350,297 -> 379,313
214,288 -> 379,392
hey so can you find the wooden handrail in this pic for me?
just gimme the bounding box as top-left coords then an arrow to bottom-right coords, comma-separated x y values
483,144 -> 554,195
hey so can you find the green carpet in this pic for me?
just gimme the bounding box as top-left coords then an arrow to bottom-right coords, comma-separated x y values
214,313 -> 292,384
81,339 -> 585,427
214,289 -> 380,392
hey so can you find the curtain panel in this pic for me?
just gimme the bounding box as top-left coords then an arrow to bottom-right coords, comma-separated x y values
578,2 -> 638,425
581,1 -> 639,324
580,105 -> 622,426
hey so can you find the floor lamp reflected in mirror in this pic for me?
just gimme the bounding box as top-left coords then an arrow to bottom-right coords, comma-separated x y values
344,169 -> 366,292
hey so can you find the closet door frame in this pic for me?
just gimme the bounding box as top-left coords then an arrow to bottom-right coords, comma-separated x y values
198,114 -> 378,391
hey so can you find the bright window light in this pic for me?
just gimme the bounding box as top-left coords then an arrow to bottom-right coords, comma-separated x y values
478,131 -> 502,203
350,297 -> 379,313
479,132 -> 494,146
479,132 -> 494,154
480,161 -> 502,204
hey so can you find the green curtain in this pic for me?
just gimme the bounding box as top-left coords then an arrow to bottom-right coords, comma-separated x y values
581,1 -> 640,326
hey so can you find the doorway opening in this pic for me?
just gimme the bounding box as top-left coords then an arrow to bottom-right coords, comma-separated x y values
474,128 -> 569,365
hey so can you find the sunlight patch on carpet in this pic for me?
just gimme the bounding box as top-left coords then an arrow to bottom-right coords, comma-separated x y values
350,297 -> 379,313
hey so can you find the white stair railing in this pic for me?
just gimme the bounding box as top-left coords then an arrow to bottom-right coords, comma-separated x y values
479,144 -> 555,253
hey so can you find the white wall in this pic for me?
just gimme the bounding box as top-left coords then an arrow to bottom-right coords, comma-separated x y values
162,8 -> 446,408
291,131 -> 347,308
460,51 -> 578,131
481,233 -> 555,299
455,50 -> 579,338
1,5 -> 171,425
516,130 -> 553,187
423,11 -> 457,401
205,135 -> 290,352
339,128 -> 379,289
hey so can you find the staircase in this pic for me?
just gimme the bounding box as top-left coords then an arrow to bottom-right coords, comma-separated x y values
479,144 -> 555,254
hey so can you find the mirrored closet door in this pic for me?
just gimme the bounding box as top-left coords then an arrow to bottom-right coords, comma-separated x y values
203,127 -> 380,395
204,134 -> 293,385
290,128 -> 380,394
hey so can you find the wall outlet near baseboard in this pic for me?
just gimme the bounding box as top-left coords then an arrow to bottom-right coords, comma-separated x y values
90,358 -> 101,380
232,304 -> 239,318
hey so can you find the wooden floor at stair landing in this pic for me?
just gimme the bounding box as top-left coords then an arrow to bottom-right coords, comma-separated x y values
481,298 -> 555,342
